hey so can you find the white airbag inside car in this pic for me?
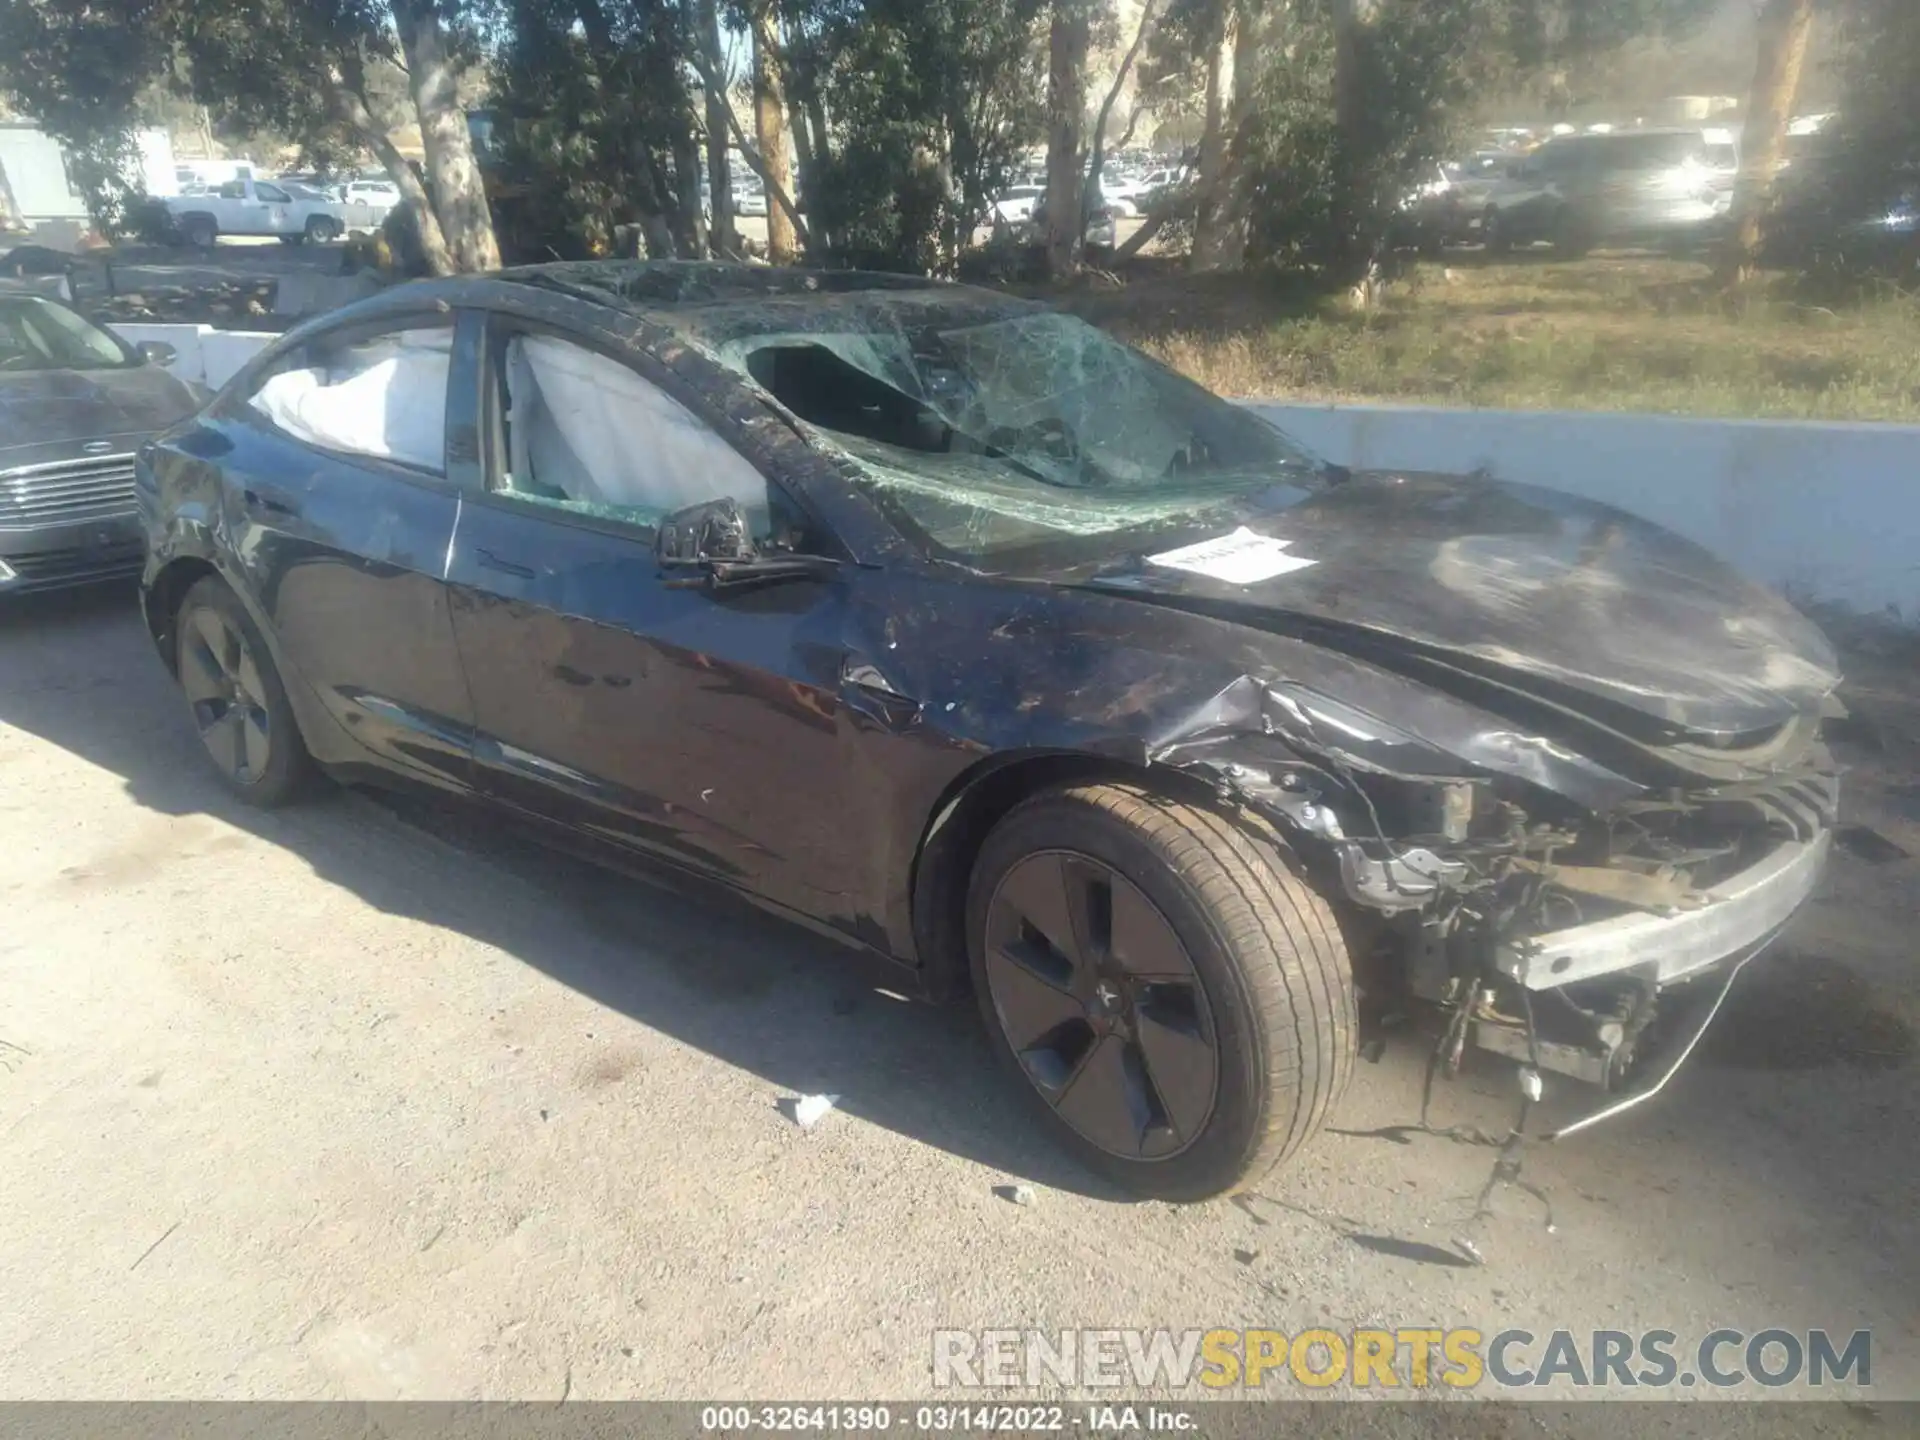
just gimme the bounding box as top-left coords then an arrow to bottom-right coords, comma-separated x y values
250,330 -> 451,471
505,334 -> 768,521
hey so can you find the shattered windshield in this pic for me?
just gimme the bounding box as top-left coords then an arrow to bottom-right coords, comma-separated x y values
708,305 -> 1323,564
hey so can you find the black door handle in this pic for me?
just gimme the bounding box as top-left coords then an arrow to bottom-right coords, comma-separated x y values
476,548 -> 536,580
242,486 -> 300,518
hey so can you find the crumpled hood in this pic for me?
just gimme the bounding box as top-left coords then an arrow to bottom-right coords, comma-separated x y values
1066,470 -> 1840,740
0,365 -> 201,471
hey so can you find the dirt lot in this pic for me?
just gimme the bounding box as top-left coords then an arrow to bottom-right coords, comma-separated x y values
0,585 -> 1915,1408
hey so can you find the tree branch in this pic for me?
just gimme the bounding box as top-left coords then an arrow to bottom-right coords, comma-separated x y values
685,46 -> 813,251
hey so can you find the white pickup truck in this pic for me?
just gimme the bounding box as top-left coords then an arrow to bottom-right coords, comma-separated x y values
165,178 -> 378,247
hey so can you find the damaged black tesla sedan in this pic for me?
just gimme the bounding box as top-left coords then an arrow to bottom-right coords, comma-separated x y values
137,261 -> 1840,1200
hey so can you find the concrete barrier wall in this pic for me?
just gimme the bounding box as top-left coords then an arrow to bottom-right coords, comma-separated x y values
112,323 -> 276,391
1248,402 -> 1918,618
104,320 -> 1916,618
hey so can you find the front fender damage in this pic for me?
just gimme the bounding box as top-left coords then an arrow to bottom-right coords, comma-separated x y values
1143,669 -> 1838,1201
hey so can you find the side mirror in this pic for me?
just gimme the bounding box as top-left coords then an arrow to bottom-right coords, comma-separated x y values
656,497 -> 753,567
137,340 -> 178,368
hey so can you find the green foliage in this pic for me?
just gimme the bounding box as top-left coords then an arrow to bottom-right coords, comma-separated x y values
486,0 -> 702,259
1237,0 -> 1502,274
0,0 -> 177,229
1827,0 -> 1920,184
797,0 -> 1048,271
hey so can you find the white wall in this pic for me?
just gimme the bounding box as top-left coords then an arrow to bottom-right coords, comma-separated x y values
0,124 -> 180,219
1250,402 -> 1920,619
111,323 -> 276,391
100,321 -> 1917,620
0,125 -> 87,221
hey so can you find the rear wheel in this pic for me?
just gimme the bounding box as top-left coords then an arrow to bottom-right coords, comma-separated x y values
967,782 -> 1355,1201
1553,209 -> 1595,258
174,577 -> 313,808
1482,207 -> 1511,256
182,215 -> 218,249
305,214 -> 342,243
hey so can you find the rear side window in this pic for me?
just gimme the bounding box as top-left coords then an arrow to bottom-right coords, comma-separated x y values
244,322 -> 455,474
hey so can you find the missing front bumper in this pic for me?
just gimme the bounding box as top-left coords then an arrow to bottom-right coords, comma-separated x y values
1492,829 -> 1832,990
1461,829 -> 1830,1136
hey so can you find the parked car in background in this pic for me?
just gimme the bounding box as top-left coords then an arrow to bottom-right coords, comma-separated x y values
990,185 -> 1044,226
1131,166 -> 1188,210
278,176 -> 346,204
736,185 -> 769,218
1024,189 -> 1119,251
137,260 -> 1841,1200
1480,128 -> 1728,255
165,177 -> 358,247
344,178 -> 401,208
1399,151 -> 1514,251
0,280 -> 201,593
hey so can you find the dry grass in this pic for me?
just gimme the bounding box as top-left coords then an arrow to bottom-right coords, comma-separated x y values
1043,256 -> 1920,422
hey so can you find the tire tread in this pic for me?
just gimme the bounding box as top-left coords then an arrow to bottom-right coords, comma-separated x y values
971,780 -> 1355,1198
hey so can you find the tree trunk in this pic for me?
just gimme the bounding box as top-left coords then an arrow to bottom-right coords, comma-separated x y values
673,119 -> 708,258
1086,0 -> 1159,211
393,0 -> 500,273
1043,0 -> 1093,278
1718,0 -> 1816,286
1329,0 -> 1370,283
696,0 -> 737,257
749,0 -> 797,264
1189,2 -> 1233,270
338,84 -> 456,275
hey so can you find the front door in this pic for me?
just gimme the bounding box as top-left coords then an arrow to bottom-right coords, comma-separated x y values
443,314 -> 860,924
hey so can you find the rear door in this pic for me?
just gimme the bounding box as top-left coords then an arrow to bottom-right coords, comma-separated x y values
203,313 -> 476,789
441,306 -> 862,920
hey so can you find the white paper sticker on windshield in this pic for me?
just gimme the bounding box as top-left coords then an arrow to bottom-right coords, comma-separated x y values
1147,527 -> 1317,585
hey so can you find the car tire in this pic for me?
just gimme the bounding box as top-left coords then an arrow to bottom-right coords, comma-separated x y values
1482,207 -> 1510,255
967,782 -> 1355,1201
174,576 -> 314,808
1553,210 -> 1594,258
305,215 -> 341,243
183,215 -> 218,249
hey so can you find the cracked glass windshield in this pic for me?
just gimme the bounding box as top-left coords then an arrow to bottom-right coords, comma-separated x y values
711,304 -> 1324,564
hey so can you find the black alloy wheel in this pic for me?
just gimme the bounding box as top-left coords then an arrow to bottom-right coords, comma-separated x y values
174,577 -> 312,807
968,783 -> 1355,1201
982,850 -> 1219,1161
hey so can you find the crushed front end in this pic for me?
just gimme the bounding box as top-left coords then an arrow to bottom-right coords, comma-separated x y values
1162,672 -> 1841,1138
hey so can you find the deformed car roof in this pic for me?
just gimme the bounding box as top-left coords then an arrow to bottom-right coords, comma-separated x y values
496,260 -> 1038,340
501,260 -> 953,311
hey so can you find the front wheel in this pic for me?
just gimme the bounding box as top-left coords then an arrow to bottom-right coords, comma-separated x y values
967,783 -> 1356,1201
174,576 -> 314,808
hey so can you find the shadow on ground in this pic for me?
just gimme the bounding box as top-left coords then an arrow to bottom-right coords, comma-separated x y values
0,584 -> 1125,1200
3,582 -> 1915,1249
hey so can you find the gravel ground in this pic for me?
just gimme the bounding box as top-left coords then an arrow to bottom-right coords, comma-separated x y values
0,585 -> 1913,1413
